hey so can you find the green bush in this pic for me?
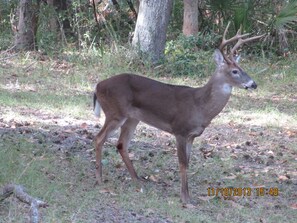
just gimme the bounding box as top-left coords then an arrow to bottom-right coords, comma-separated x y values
164,33 -> 220,77
0,0 -> 17,50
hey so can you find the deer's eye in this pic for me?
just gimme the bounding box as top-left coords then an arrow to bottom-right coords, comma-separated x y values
232,70 -> 239,75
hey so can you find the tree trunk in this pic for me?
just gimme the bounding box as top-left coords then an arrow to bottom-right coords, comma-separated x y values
183,0 -> 198,36
14,0 -> 39,51
47,0 -> 58,33
54,0 -> 72,37
132,0 -> 173,63
134,0 -> 140,13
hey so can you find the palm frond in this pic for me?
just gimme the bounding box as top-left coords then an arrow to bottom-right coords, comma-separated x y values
275,0 -> 297,29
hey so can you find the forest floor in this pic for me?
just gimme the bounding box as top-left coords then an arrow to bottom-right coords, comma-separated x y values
0,51 -> 296,222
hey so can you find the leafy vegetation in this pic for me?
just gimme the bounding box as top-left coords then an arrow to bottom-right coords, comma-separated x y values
165,32 -> 220,76
1,0 -> 297,55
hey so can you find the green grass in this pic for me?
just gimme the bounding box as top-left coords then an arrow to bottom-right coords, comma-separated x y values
0,132 -> 98,222
0,89 -> 91,118
0,50 -> 296,222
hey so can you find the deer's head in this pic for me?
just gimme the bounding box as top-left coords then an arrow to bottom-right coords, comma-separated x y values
214,22 -> 264,90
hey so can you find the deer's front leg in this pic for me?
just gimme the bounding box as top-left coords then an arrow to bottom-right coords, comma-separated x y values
175,136 -> 193,204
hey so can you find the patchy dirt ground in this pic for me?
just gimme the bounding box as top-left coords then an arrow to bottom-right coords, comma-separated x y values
0,109 -> 176,222
1,103 -> 296,222
0,52 -> 297,222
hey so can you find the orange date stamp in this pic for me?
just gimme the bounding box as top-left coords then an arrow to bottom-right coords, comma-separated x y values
207,187 -> 279,197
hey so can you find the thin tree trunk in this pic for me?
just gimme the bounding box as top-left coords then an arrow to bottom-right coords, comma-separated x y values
183,0 -> 198,36
47,0 -> 58,33
14,0 -> 39,51
132,0 -> 173,63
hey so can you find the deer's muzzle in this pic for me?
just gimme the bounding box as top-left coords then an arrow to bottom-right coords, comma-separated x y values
244,80 -> 257,90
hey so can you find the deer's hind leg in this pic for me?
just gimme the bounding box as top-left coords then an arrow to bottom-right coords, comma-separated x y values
117,118 -> 140,180
95,117 -> 126,184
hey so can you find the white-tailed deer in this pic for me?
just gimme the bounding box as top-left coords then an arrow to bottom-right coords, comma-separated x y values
93,23 -> 263,204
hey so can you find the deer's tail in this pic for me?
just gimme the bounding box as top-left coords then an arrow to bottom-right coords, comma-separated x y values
93,93 -> 101,118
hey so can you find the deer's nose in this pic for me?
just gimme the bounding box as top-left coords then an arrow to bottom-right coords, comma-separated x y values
251,81 -> 257,89
244,79 -> 257,90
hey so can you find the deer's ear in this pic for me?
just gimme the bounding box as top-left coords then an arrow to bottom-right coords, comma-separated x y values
214,49 -> 225,66
234,55 -> 241,63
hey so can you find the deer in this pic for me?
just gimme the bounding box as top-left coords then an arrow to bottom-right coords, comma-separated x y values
93,22 -> 263,204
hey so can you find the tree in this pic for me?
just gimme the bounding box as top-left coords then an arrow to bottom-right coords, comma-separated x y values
183,0 -> 198,36
132,0 -> 173,63
44,0 -> 71,46
14,0 -> 40,50
47,0 -> 58,35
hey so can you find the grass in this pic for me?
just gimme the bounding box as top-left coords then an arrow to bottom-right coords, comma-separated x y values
0,50 -> 296,222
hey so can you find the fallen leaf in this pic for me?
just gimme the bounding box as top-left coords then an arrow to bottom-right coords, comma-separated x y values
230,154 -> 238,159
149,175 -> 159,182
26,86 -> 37,92
260,167 -> 271,173
223,173 -> 237,180
249,132 -> 258,136
197,196 -> 215,202
99,188 -> 110,193
63,129 -> 74,133
225,200 -> 243,209
99,188 -> 117,196
279,160 -> 288,164
260,218 -> 267,223
182,203 -> 196,209
135,187 -> 144,193
252,184 -> 266,188
285,130 -> 297,138
86,148 -> 94,154
228,121 -> 236,127
278,175 -> 289,181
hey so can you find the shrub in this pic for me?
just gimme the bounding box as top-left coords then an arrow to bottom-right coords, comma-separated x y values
164,33 -> 220,77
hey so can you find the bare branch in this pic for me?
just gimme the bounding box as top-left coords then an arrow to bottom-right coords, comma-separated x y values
1,184 -> 48,223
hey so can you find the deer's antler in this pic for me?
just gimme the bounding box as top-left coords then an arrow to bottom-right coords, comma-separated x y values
219,22 -> 264,64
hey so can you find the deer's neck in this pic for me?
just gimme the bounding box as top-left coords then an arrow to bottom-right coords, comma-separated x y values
198,74 -> 232,120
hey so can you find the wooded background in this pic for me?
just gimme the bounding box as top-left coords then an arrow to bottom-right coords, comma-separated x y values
1,0 -> 297,65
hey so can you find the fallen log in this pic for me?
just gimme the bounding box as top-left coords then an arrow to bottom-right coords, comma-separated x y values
0,184 -> 48,223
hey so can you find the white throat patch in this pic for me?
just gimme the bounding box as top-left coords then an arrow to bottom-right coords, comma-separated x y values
221,84 -> 232,94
